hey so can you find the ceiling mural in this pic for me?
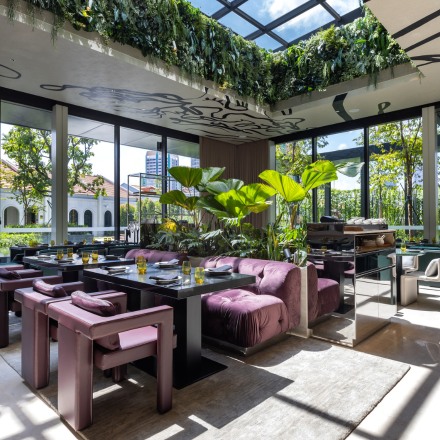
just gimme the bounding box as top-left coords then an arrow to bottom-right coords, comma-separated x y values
2,3 -> 440,144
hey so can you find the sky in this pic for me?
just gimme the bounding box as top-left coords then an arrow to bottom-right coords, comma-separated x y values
185,0 -> 362,50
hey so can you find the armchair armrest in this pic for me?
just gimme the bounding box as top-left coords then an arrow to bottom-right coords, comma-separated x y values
15,269 -> 44,279
48,301 -> 173,340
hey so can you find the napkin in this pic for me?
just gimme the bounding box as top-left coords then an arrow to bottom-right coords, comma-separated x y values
158,259 -> 179,265
149,274 -> 179,281
209,265 -> 232,272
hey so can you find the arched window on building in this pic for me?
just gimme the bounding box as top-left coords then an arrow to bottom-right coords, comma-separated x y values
69,209 -> 78,226
84,210 -> 93,227
104,210 -> 112,227
4,206 -> 19,226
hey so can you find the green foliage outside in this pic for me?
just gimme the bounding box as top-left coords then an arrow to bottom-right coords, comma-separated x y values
7,1 -> 410,105
2,127 -> 106,224
0,232 -> 42,256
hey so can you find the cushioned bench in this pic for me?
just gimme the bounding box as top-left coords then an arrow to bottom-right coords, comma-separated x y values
199,256 -> 301,354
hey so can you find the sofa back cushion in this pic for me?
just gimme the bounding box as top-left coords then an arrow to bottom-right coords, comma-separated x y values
125,249 -> 186,264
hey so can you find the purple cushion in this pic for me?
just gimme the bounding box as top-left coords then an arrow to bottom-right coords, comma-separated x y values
0,268 -> 21,280
317,278 -> 340,317
71,291 -> 120,350
202,289 -> 289,347
32,279 -> 67,297
71,291 -> 117,316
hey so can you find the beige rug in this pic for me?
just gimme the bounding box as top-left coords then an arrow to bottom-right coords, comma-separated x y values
2,317 -> 410,440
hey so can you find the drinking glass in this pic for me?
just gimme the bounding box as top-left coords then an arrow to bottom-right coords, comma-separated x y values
91,250 -> 99,261
81,252 -> 90,264
137,260 -> 147,275
136,255 -> 146,264
182,260 -> 191,275
401,242 -> 407,253
56,249 -> 64,260
67,247 -> 73,258
194,267 -> 205,284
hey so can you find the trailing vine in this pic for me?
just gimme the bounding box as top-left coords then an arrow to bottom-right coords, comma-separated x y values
6,0 -> 410,105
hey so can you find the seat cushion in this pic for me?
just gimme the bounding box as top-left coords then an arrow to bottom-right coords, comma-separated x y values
202,289 -> 289,348
316,278 -> 340,317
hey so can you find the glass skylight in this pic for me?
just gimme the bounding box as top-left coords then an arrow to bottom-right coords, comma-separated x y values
184,0 -> 364,51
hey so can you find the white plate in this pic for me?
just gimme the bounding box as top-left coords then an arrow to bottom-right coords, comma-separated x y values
154,262 -> 179,269
154,276 -> 182,285
107,266 -> 130,274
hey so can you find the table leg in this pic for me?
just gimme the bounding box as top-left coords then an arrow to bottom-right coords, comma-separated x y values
148,294 -> 226,389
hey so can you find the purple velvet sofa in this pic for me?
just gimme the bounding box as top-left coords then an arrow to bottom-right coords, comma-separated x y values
199,256 -> 301,354
306,262 -> 340,323
125,249 -> 187,264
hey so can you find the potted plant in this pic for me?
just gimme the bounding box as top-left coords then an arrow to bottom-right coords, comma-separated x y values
259,160 -> 364,265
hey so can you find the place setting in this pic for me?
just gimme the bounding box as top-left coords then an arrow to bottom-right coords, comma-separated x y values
153,259 -> 180,269
205,264 -> 233,277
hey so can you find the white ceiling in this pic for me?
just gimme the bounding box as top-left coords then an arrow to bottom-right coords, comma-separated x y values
1,1 -> 440,145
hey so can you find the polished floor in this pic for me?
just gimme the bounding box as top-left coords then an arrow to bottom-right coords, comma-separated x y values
1,288 -> 440,440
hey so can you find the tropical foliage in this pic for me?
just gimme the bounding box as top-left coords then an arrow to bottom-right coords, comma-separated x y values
7,1 -> 410,104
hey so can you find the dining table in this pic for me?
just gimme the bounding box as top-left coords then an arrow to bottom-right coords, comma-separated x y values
83,263 -> 256,389
22,254 -> 135,284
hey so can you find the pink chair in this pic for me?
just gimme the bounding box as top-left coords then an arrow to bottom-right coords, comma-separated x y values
0,267 -> 62,348
48,297 -> 174,430
14,281 -> 120,389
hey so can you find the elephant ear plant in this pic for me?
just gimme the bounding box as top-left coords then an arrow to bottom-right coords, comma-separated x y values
259,160 -> 364,265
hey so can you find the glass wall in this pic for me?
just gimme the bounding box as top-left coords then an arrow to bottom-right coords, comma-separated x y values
275,139 -> 313,226
369,117 -> 423,240
317,129 -> 364,221
67,115 -> 115,243
0,101 -> 53,256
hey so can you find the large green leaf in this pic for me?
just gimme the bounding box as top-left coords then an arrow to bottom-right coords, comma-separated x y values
335,161 -> 365,177
205,178 -> 244,195
197,167 -> 225,190
301,160 -> 338,192
168,166 -> 203,188
159,190 -> 199,211
197,196 -> 236,219
259,169 -> 306,203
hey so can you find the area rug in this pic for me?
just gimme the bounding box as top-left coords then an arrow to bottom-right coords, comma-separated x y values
1,319 -> 410,440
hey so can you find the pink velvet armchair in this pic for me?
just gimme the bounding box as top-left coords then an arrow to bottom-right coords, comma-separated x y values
0,267 -> 62,348
47,298 -> 175,430
14,281 -> 121,389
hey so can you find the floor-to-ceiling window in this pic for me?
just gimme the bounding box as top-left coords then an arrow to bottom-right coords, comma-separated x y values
67,115 -> 115,243
0,101 -> 53,256
275,139 -> 313,225
369,117 -> 423,240
120,128 -> 162,244
317,129 -> 364,221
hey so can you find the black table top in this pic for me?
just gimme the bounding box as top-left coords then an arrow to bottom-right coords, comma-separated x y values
84,264 -> 256,300
23,255 -> 135,272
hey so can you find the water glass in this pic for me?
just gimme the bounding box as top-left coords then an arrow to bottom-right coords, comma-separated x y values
67,247 -> 73,258
136,255 -> 146,264
137,261 -> 147,275
194,267 -> 205,284
182,260 -> 191,275
401,242 -> 407,253
56,249 -> 64,260
91,250 -> 99,261
81,252 -> 90,264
